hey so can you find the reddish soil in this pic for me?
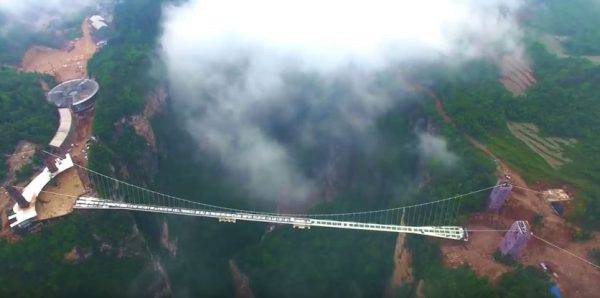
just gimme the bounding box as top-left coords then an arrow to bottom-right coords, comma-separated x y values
36,168 -> 86,220
499,56 -> 536,96
68,108 -> 94,167
129,86 -> 167,151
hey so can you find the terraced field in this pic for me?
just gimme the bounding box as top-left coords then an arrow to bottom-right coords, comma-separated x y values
507,122 -> 577,168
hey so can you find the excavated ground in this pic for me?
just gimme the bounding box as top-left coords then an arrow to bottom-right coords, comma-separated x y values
425,89 -> 600,298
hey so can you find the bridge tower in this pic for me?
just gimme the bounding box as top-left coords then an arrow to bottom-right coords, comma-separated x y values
487,181 -> 512,211
499,220 -> 531,258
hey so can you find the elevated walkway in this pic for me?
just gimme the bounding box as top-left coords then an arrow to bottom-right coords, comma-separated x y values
75,196 -> 467,240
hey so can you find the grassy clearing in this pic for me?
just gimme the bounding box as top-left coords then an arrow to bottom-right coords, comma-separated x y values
486,131 -> 560,182
507,122 -> 576,168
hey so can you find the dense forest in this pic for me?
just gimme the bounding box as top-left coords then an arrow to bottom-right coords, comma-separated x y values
87,0 -> 165,177
526,0 -> 600,55
0,68 -> 56,180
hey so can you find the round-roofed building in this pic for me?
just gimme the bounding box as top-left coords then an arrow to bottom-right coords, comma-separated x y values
47,78 -> 99,113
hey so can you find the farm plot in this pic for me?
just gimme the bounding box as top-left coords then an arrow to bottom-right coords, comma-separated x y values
507,122 -> 576,168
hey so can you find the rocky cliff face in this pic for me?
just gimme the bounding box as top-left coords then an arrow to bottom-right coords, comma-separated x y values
229,259 -> 255,298
385,233 -> 414,297
131,86 -> 167,151
160,220 -> 177,257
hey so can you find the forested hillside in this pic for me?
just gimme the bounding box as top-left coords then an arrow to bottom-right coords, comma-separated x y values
0,0 -> 171,296
87,0 -> 164,177
0,68 -> 56,180
526,0 -> 600,55
435,41 -> 600,230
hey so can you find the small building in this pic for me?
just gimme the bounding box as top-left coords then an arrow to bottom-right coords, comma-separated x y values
89,15 -> 108,31
48,108 -> 73,149
499,220 -> 531,258
488,181 -> 512,211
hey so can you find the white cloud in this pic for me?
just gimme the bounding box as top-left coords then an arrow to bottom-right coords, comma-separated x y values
0,0 -> 96,33
418,132 -> 459,168
160,0 -> 525,202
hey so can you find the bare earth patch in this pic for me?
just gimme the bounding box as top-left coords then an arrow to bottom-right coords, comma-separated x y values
5,141 -> 37,183
21,18 -> 97,82
499,56 -> 536,96
131,86 -> 168,151
538,34 -> 600,65
36,168 -> 86,220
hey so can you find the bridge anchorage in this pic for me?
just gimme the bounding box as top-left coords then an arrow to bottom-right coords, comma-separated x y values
40,152 -> 495,241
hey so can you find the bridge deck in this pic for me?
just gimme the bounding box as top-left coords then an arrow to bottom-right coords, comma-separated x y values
75,197 -> 467,240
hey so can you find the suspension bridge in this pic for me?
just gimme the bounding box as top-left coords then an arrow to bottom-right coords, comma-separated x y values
12,153 -> 497,241
72,155 -> 497,241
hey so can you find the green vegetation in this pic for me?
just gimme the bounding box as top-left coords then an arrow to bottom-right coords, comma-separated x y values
84,8 -> 499,291
493,250 -> 519,267
526,0 -> 600,55
0,68 -> 56,181
572,229 -> 593,242
408,236 -> 496,298
502,44 -> 600,229
135,111 -> 265,296
232,93 -> 496,297
239,228 -> 395,298
14,162 -> 34,183
87,0 -> 167,177
0,212 -> 148,297
532,213 -> 544,227
87,1 -> 263,296
433,42 -> 600,230
497,266 -> 553,298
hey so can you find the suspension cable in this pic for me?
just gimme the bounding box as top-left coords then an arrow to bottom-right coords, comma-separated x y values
532,234 -> 600,270
41,150 -> 494,218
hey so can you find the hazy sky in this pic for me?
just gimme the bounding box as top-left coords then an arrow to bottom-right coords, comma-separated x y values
161,0 -> 525,203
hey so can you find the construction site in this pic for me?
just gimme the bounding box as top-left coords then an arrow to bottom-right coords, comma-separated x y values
1,16 -> 103,237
